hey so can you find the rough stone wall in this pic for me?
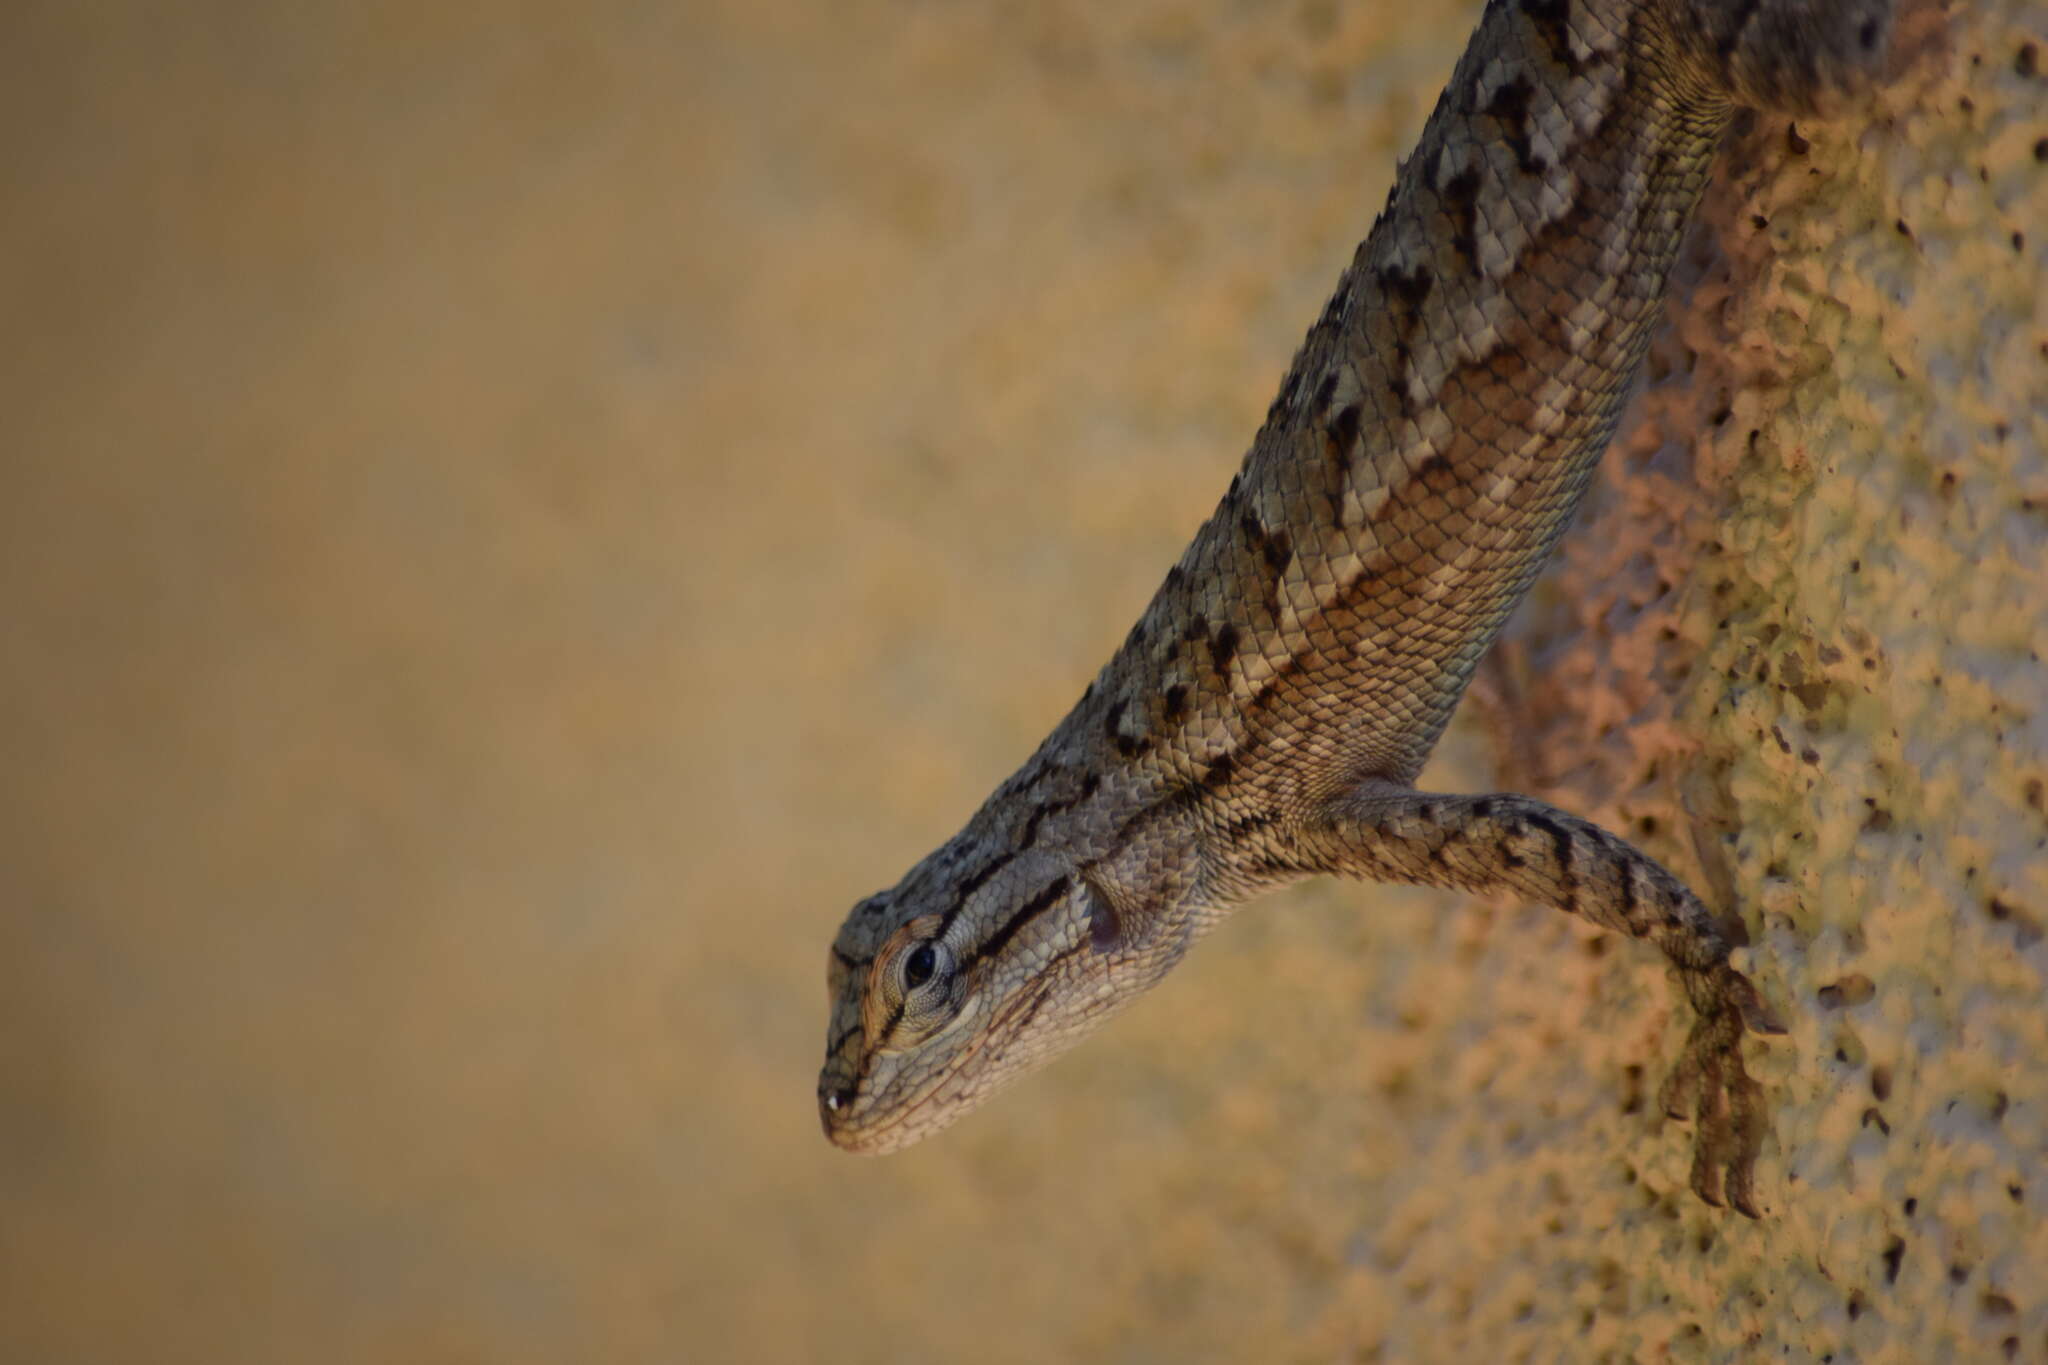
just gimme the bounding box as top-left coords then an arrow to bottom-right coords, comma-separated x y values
1495,0 -> 2048,1355
0,1 -> 2038,1363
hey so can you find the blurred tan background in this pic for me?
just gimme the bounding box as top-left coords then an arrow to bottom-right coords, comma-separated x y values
7,1 -> 2044,1362
0,3 -> 1490,1361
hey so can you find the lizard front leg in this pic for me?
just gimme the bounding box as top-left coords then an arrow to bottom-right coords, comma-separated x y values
1288,784 -> 1785,1216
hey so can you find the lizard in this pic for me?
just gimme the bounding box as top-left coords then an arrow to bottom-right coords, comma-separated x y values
817,0 -> 1896,1217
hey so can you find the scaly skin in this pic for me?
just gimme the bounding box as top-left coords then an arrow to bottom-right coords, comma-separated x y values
818,0 -> 1893,1217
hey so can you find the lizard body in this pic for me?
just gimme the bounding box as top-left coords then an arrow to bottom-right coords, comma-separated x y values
818,0 -> 1894,1215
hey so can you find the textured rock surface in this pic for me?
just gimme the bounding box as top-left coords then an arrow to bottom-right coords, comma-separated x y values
1,1 -> 2039,1362
1496,0 -> 2047,1356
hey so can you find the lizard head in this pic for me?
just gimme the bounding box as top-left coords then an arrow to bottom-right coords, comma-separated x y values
817,835 -> 1197,1153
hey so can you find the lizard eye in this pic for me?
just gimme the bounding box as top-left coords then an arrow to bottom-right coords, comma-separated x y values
863,917 -> 965,1050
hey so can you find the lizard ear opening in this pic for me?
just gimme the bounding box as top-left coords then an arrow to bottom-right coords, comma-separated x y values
1083,875 -> 1122,953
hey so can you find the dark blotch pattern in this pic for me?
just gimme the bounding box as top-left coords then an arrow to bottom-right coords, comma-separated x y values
1439,164 -> 1483,267
1315,369 -> 1340,407
1519,0 -> 1584,74
1380,263 -> 1437,319
1326,401 -> 1363,467
1103,699 -> 1144,758
1209,622 -> 1241,675
1524,811 -> 1580,912
1484,72 -> 1546,174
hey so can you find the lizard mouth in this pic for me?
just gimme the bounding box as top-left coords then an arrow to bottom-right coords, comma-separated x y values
816,983 -> 1026,1153
815,1072 -> 956,1155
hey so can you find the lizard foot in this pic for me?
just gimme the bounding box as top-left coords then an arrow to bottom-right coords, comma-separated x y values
1657,962 -> 1778,1217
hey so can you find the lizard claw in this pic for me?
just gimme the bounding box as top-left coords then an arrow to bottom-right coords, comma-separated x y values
1727,968 -> 1788,1036
1657,962 -> 1773,1218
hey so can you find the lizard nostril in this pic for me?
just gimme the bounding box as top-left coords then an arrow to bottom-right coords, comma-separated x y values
820,1086 -> 854,1116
